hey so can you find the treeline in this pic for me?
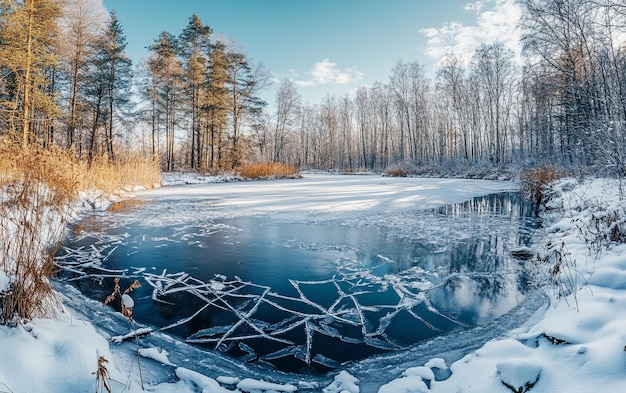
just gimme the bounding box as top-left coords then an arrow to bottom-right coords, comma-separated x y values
257,0 -> 626,174
2,0 -> 626,175
0,0 -> 267,172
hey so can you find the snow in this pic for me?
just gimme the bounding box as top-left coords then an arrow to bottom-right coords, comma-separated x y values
0,269 -> 9,293
323,370 -> 360,393
236,378 -> 298,392
121,293 -> 134,308
424,358 -> 446,370
138,347 -> 175,366
496,359 -> 541,392
2,173 -> 626,392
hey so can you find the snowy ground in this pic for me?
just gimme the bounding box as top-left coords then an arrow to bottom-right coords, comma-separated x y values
1,173 -> 625,392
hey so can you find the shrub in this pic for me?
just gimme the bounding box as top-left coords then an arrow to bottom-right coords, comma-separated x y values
383,162 -> 417,177
235,162 -> 300,180
521,166 -> 566,215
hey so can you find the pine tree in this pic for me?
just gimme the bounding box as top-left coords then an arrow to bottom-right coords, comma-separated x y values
0,0 -> 61,146
84,11 -> 132,162
101,11 -> 132,161
225,49 -> 267,167
148,31 -> 183,171
179,14 -> 212,169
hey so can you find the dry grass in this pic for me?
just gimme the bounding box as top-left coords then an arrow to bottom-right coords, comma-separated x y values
0,140 -> 160,324
103,278 -> 144,389
236,162 -> 300,180
103,278 -> 141,321
383,163 -> 414,177
0,141 -> 79,322
81,153 -> 161,194
521,165 -> 566,215
94,355 -> 112,393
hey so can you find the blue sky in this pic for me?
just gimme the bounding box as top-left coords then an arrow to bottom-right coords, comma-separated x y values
101,0 -> 521,106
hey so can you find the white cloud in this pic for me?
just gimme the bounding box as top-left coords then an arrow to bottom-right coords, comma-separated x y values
421,0 -> 522,67
294,59 -> 364,87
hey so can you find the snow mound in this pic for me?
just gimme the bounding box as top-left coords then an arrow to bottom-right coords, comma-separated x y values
216,376 -> 241,385
587,268 -> 626,290
378,376 -> 430,393
496,359 -> 541,392
323,371 -> 359,393
424,358 -> 447,370
175,367 -> 231,392
138,347 -> 175,366
236,378 -> 297,392
403,366 -> 435,381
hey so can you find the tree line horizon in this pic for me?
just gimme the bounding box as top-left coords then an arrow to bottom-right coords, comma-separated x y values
1,0 -> 625,176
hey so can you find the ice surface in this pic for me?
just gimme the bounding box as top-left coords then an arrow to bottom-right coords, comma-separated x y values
49,174 -> 551,390
52,174 -> 542,379
5,174 -> 626,393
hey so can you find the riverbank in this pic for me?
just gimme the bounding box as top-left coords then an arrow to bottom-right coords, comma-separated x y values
1,174 -> 625,392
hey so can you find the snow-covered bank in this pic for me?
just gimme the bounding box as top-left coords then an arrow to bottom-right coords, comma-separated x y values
423,178 -> 626,392
2,174 -> 625,392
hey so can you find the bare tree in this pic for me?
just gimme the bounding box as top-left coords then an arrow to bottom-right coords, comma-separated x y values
273,78 -> 300,162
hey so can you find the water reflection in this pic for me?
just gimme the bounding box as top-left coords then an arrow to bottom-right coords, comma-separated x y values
56,192 -> 539,373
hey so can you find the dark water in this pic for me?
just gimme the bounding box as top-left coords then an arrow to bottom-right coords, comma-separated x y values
57,192 -> 539,374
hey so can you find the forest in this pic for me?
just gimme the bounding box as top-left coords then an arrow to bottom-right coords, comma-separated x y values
1,0 -> 626,177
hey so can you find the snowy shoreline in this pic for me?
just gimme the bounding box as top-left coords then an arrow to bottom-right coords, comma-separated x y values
2,174 -> 626,392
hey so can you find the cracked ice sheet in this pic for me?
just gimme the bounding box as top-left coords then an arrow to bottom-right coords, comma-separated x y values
51,173 -> 534,391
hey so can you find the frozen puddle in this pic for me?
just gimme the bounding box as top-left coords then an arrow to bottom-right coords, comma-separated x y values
56,174 -> 540,374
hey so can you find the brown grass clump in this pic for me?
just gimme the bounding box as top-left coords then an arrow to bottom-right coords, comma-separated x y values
383,162 -> 417,177
0,141 -> 80,322
108,199 -> 146,212
521,165 -> 566,215
81,152 -> 161,194
236,162 -> 300,180
103,278 -> 144,389
0,139 -> 160,324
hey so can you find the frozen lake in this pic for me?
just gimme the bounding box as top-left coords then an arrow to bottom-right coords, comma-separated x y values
57,174 -> 541,374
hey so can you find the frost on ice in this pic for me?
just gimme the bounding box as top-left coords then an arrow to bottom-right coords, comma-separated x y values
136,265 -> 470,369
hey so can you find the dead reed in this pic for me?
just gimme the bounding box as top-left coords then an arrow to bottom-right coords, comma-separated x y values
521,165 -> 566,215
103,278 -> 144,390
0,141 -> 79,322
235,162 -> 300,180
82,152 -> 161,194
0,140 -> 160,324
94,355 -> 112,393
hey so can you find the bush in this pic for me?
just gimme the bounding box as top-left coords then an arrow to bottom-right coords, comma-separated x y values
383,162 -> 418,177
521,166 -> 566,215
235,162 -> 300,180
